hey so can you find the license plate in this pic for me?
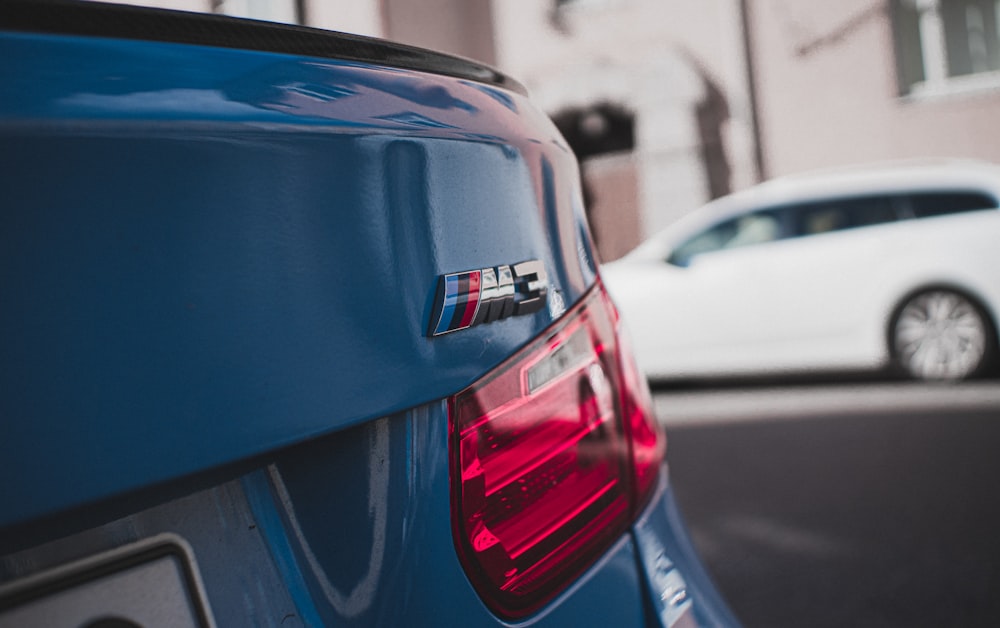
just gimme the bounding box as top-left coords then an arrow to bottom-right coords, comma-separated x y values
0,534 -> 215,628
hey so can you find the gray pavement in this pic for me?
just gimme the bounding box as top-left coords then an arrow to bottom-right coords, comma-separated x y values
656,380 -> 1000,426
656,380 -> 1000,628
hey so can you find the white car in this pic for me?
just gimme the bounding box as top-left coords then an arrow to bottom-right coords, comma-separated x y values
601,160 -> 1000,381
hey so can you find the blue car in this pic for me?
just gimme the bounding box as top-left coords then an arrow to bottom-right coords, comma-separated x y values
0,2 -> 738,626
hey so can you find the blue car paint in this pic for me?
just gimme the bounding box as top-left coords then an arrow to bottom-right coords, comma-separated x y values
0,31 -> 591,528
0,18 -> 738,628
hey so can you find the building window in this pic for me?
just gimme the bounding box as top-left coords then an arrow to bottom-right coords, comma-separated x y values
892,0 -> 1000,96
214,0 -> 302,25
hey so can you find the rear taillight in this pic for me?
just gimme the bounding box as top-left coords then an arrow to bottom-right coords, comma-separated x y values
450,282 -> 665,618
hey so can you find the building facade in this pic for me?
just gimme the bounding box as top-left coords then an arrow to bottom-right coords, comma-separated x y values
749,0 -> 1000,177
97,0 -> 1000,261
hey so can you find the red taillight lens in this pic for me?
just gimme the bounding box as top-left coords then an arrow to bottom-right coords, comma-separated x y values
450,282 -> 665,618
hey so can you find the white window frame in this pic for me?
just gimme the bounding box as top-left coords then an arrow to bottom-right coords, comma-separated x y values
899,0 -> 1000,99
215,0 -> 301,25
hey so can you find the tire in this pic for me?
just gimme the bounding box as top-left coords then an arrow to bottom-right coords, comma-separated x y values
891,289 -> 995,381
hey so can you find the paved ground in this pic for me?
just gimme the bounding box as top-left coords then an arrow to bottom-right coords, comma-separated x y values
655,380 -> 1000,628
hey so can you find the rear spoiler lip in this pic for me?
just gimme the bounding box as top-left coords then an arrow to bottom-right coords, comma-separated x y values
0,0 -> 528,97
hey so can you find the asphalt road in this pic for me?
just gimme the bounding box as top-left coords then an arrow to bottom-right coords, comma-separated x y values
656,380 -> 1000,628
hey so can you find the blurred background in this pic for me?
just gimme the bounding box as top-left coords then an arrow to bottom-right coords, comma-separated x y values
89,1 -> 1000,626
102,0 -> 1000,263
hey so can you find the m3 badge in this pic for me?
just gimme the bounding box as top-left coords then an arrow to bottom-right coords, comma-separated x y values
429,260 -> 548,336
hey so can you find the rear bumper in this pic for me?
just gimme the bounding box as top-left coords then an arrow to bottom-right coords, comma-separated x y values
1,402 -> 737,627
633,471 -> 743,627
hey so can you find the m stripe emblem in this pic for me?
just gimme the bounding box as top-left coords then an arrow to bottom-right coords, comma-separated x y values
433,270 -> 482,336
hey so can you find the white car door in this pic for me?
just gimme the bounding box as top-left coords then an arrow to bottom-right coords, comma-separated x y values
609,209 -> 792,377
700,196 -> 897,372
611,197 -> 897,377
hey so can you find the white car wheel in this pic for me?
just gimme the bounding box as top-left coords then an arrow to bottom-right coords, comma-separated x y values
892,290 -> 993,381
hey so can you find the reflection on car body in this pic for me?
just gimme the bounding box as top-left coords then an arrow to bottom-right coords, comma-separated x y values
603,160 -> 1000,381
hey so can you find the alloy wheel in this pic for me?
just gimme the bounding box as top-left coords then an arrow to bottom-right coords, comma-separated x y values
893,290 -> 991,381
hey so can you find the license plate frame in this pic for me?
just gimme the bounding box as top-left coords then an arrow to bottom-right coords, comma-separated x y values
0,533 -> 215,628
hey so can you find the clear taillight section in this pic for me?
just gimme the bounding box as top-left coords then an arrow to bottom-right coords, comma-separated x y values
450,282 -> 665,618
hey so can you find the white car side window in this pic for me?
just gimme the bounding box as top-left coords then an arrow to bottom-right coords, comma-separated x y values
668,210 -> 783,266
728,213 -> 781,246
